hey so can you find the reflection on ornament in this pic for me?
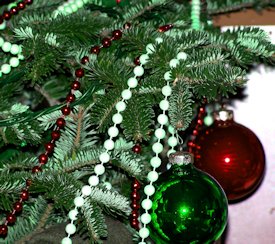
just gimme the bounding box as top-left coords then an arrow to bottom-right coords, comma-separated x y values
150,151 -> 228,243
194,109 -> 265,202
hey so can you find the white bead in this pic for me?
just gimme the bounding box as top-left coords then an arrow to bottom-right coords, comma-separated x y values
68,209 -> 78,221
1,64 -> 11,74
168,136 -> 178,147
167,149 -> 176,156
168,125 -> 175,134
115,101 -> 126,112
0,22 -> 6,31
81,185 -> 92,196
152,142 -> 163,154
65,223 -> 76,235
154,128 -> 166,139
103,182 -> 112,190
155,37 -> 163,44
146,43 -> 155,54
144,184 -> 155,196
166,163 -> 172,170
108,126 -> 119,138
162,85 -> 172,96
138,242 -> 146,244
159,100 -> 169,111
0,37 -> 4,47
150,156 -> 161,168
139,227 -> 150,239
70,3 -> 78,12
147,171 -> 159,182
94,164 -> 105,175
164,71 -> 172,81
204,115 -> 214,126
2,42 -> 11,52
88,175 -> 99,186
61,237 -> 72,244
112,113 -> 123,124
10,44 -> 20,55
157,114 -> 168,125
141,199 -> 152,210
169,58 -> 180,68
140,213 -> 151,224
134,66 -> 144,77
139,54 -> 149,65
9,57 -> 20,67
99,152 -> 111,163
121,89 -> 132,100
76,0 -> 84,8
104,139 -> 114,150
74,196 -> 84,207
177,52 -> 187,60
127,77 -> 138,88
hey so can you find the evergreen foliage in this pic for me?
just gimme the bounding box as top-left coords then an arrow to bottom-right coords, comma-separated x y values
0,0 -> 274,242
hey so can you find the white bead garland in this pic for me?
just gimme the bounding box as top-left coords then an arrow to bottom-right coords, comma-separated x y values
62,38 -> 160,243
0,38 -> 23,78
138,51 -> 186,243
53,0 -> 87,18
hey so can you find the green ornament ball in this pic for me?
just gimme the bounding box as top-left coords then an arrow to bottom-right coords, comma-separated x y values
149,152 -> 228,244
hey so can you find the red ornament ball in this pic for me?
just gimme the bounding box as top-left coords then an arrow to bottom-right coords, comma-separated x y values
193,110 -> 265,202
112,30 -> 122,40
71,81 -> 81,90
102,38 -> 112,48
61,106 -> 71,116
56,118 -> 66,128
51,130 -> 61,141
90,46 -> 101,55
75,68 -> 84,78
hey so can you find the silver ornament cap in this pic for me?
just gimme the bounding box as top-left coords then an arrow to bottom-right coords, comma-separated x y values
213,109 -> 234,122
169,151 -> 194,166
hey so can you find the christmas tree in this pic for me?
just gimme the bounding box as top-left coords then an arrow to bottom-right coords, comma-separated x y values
0,0 -> 274,243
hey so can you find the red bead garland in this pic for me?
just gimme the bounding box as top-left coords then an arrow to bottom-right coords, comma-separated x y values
187,105 -> 206,153
130,178 -> 141,230
0,0 -> 33,25
0,21 -> 129,239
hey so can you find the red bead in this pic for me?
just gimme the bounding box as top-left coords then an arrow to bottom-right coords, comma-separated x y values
130,200 -> 140,209
38,153 -> 48,164
13,201 -> 23,212
131,191 -> 140,201
112,30 -> 122,40
17,2 -> 26,10
197,119 -> 203,125
71,81 -> 81,90
132,179 -> 141,190
132,144 -> 141,154
3,11 -> 11,20
193,130 -> 198,136
51,130 -> 61,141
123,22 -> 131,29
10,7 -> 19,15
134,57 -> 140,66
81,56 -> 89,64
101,38 -> 112,48
61,106 -> 71,116
130,218 -> 139,229
0,225 -> 8,236
66,93 -> 75,103
131,210 -> 139,218
90,46 -> 100,55
26,179 -> 32,186
199,107 -> 205,113
20,190 -> 29,201
158,24 -> 173,32
75,68 -> 84,78
6,213 -> 16,224
56,118 -> 66,128
32,166 -> 42,173
187,140 -> 195,147
45,142 -> 55,153
24,0 -> 33,4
